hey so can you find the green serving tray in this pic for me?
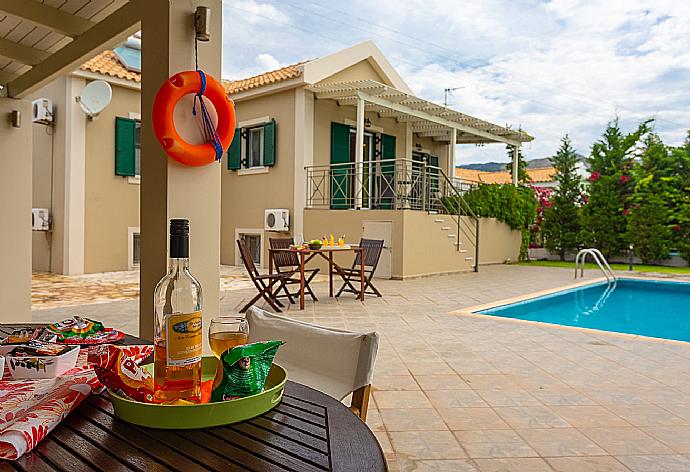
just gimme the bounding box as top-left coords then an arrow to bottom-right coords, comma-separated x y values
109,357 -> 287,429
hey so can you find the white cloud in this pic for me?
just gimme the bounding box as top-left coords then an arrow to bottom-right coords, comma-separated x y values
226,0 -> 289,25
256,53 -> 280,71
221,0 -> 690,164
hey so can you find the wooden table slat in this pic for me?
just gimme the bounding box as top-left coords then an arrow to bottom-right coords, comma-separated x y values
32,437 -> 98,472
206,427 -> 327,472
280,394 -> 328,417
247,416 -> 328,454
48,424 -> 136,472
229,422 -> 329,469
271,403 -> 327,427
11,451 -> 56,472
260,410 -> 328,438
81,396 -> 219,472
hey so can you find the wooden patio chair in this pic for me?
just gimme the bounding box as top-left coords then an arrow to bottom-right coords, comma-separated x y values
237,239 -> 290,313
335,238 -> 385,299
269,238 -> 320,302
246,307 -> 379,421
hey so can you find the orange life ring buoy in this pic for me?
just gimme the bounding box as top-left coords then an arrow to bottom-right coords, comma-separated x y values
152,71 -> 236,167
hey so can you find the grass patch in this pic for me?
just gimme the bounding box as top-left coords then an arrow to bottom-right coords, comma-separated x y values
519,259 -> 690,274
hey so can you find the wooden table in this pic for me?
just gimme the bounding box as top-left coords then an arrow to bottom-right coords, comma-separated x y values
269,247 -> 366,310
0,326 -> 387,472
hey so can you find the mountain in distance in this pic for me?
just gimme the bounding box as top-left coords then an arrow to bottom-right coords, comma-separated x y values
459,155 -> 585,172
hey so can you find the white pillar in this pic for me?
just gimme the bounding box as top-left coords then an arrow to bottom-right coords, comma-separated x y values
448,128 -> 457,178
512,145 -> 519,186
355,97 -> 365,209
140,0 -> 222,343
293,88 -> 313,238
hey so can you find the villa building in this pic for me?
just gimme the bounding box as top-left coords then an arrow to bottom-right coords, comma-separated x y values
30,40 -> 532,280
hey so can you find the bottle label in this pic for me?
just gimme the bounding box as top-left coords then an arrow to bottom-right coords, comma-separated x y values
166,311 -> 203,367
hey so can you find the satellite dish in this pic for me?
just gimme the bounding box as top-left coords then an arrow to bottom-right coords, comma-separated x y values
77,80 -> 112,119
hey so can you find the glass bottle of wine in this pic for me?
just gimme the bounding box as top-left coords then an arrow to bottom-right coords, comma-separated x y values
153,218 -> 203,403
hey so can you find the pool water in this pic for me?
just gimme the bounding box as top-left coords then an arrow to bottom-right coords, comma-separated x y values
478,279 -> 690,342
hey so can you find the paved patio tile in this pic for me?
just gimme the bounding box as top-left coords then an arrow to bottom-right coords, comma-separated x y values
380,408 -> 447,431
475,389 -> 541,407
388,430 -> 467,460
549,406 -> 630,428
438,407 -> 510,430
374,375 -> 420,391
546,456 -> 632,472
606,405 -> 688,427
374,390 -> 433,409
426,389 -> 488,409
474,457 -> 553,472
414,374 -> 471,391
616,454 -> 690,472
494,405 -> 571,429
579,427 -> 673,455
399,459 -> 479,472
517,427 -> 606,456
641,426 -> 690,453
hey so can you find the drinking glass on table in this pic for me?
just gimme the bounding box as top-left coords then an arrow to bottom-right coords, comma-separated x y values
208,316 -> 249,358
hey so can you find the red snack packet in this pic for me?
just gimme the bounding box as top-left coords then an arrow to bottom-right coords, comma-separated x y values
88,344 -> 155,403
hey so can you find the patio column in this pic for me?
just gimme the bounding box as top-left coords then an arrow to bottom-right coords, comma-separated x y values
0,97 -> 32,322
512,145 -> 519,186
139,0 -> 222,343
448,128 -> 457,178
355,96 -> 365,209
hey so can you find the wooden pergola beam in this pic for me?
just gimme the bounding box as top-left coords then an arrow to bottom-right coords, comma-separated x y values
7,0 -> 140,98
0,0 -> 95,38
0,37 -> 49,66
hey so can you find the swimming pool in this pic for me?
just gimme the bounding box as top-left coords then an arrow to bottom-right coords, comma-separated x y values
478,278 -> 690,342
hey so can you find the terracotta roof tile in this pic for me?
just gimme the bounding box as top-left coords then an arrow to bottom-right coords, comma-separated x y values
222,61 -> 308,95
455,166 -> 555,184
80,50 -> 141,82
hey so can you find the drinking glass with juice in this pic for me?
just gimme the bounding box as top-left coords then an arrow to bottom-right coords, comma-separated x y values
209,317 -> 249,358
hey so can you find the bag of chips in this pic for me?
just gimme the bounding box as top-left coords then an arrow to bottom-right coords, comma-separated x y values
47,316 -> 124,344
88,344 -> 155,403
211,340 -> 283,402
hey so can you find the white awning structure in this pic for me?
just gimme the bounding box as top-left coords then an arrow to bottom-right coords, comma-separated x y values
309,79 -> 532,147
0,0 -> 140,98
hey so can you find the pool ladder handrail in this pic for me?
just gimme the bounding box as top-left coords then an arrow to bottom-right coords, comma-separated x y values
575,248 -> 617,283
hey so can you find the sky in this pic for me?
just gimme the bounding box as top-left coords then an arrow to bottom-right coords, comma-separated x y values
220,0 -> 690,164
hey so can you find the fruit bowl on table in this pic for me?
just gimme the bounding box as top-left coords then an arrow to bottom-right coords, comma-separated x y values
308,241 -> 323,250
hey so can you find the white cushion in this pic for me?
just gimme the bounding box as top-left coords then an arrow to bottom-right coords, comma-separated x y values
246,307 -> 379,401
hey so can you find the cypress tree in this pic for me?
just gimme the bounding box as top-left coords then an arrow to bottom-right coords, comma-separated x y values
542,135 -> 582,260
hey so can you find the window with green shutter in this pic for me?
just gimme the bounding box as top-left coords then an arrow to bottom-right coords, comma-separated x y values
378,133 -> 396,209
330,122 -> 351,209
263,119 -> 276,167
115,117 -> 136,176
227,128 -> 241,170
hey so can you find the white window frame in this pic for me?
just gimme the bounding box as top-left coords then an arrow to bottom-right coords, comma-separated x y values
127,226 -> 140,270
234,228 -> 265,268
128,112 -> 142,185
244,125 -> 265,169
237,116 -> 271,175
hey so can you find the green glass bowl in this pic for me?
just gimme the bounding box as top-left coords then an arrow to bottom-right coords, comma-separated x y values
109,357 -> 287,429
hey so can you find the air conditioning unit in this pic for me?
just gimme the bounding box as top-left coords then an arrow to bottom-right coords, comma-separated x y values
32,208 -> 50,231
32,98 -> 53,125
265,209 -> 289,232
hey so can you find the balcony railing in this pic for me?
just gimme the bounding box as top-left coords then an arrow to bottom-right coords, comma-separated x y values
305,158 -> 480,270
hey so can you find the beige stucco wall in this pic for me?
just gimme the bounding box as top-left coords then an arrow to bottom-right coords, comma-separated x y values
83,83 -> 140,273
221,88 -> 296,267
304,209 -> 520,279
478,217 -> 522,264
320,59 -> 387,85
0,97 -> 33,322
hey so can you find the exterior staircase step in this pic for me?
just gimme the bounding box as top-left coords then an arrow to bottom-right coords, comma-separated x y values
441,226 -> 450,231
434,218 -> 444,223
465,257 -> 473,261
427,210 -> 439,214
447,234 -> 456,238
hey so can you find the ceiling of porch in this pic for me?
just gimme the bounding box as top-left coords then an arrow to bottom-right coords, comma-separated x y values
308,79 -> 533,146
0,0 -> 139,98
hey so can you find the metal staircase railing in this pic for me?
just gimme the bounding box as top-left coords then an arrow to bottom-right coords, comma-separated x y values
574,248 -> 617,282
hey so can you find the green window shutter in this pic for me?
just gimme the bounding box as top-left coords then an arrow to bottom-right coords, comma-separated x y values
330,122 -> 351,209
428,155 -> 440,192
379,134 -> 396,209
115,117 -> 136,176
227,128 -> 241,170
263,119 -> 276,167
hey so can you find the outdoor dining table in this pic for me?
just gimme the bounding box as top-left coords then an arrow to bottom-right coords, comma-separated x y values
0,325 -> 387,472
268,246 -> 366,310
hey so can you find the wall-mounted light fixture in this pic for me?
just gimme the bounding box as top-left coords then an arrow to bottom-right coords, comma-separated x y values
364,117 -> 372,128
10,110 -> 21,128
194,6 -> 211,41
